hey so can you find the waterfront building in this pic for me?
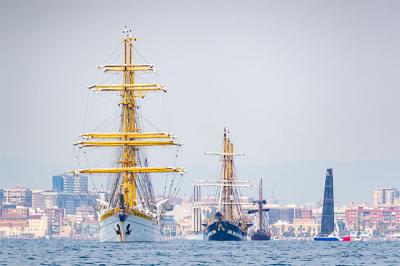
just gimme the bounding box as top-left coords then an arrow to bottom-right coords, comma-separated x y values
373,188 -> 399,207
42,191 -> 58,209
58,194 -> 78,215
395,198 -> 400,207
344,207 -> 361,230
345,206 -> 400,232
384,189 -> 399,207
291,218 -> 319,237
335,207 -> 347,222
192,184 -> 202,233
79,220 -> 99,236
3,188 -> 32,207
56,192 -> 97,215
0,189 -> 4,206
50,173 -> 96,214
161,214 -> 177,238
172,202 -> 194,236
1,206 -> 29,219
27,214 -> 48,238
269,208 -> 287,224
0,206 -> 29,237
32,190 -> 59,210
45,208 -> 65,236
0,220 -> 27,237
60,224 -> 73,238
52,175 -> 64,192
49,174 -> 93,215
270,220 -> 319,239
268,207 -> 300,224
32,189 -> 44,209
299,208 -> 313,219
74,206 -> 96,224
52,174 -> 88,193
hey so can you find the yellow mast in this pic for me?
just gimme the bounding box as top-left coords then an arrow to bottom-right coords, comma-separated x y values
128,29 -> 136,207
73,28 -> 184,212
222,128 -> 235,221
228,141 -> 235,219
122,29 -> 130,208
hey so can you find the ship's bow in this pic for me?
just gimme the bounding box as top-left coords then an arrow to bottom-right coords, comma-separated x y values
99,210 -> 160,242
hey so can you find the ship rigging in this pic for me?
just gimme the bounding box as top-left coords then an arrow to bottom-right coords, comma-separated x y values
72,28 -> 185,242
201,128 -> 252,241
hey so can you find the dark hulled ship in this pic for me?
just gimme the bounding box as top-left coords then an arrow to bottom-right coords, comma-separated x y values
207,212 -> 245,241
205,129 -> 250,241
249,179 -> 271,240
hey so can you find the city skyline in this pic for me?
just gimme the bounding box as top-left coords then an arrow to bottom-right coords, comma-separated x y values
1,173 -> 399,207
1,0 -> 399,205
1,179 -> 400,240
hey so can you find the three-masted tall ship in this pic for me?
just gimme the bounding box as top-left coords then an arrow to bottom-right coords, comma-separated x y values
72,29 -> 184,242
205,129 -> 251,241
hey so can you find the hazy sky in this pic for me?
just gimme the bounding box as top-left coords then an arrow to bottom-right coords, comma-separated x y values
1,0 -> 399,205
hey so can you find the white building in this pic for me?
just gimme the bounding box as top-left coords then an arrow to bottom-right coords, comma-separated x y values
4,187 -> 32,207
27,215 -> 48,238
373,188 -> 399,207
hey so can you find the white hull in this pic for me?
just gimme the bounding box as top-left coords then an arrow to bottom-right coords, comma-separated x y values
100,213 -> 160,242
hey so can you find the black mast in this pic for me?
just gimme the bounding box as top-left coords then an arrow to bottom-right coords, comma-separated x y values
248,178 -> 271,240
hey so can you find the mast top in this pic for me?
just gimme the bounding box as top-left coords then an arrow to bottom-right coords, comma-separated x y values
123,26 -> 142,42
205,128 -> 244,156
123,26 -> 132,38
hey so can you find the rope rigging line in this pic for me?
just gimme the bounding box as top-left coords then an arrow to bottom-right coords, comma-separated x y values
74,35 -> 184,218
170,162 -> 184,201
101,40 -> 124,66
136,108 -> 162,132
133,46 -> 151,65
91,107 -> 119,132
82,90 -> 91,133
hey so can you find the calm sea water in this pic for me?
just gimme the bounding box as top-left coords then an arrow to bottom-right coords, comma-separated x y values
0,239 -> 399,265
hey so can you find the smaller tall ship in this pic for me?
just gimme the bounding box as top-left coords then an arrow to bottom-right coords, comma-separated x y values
204,129 -> 251,241
314,168 -> 350,242
248,179 -> 271,240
